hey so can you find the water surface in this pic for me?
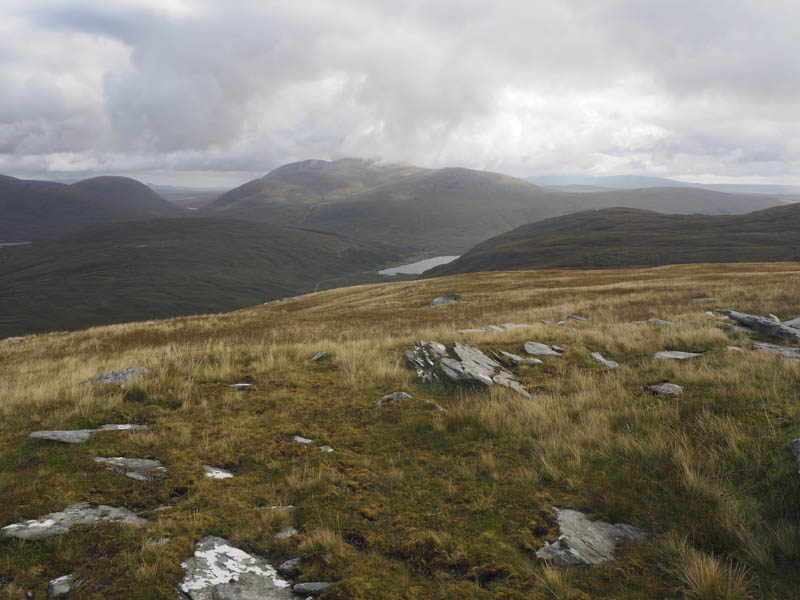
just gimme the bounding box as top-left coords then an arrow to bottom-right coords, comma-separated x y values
379,255 -> 459,276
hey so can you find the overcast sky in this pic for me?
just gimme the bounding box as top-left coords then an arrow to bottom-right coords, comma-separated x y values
1,0 -> 799,186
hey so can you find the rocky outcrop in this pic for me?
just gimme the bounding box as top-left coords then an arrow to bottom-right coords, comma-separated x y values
786,438 -> 800,474
86,367 -> 149,385
535,507 -> 649,566
752,342 -> 800,360
591,352 -> 618,369
94,457 -> 167,481
653,351 -> 703,360
404,341 -> 449,383
29,424 -> 147,444
716,310 -> 800,343
180,536 -> 292,600
649,383 -> 684,395
524,341 -> 564,357
428,293 -> 462,307
1,502 -> 147,541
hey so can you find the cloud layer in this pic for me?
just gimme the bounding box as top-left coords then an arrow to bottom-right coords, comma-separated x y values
1,0 -> 799,184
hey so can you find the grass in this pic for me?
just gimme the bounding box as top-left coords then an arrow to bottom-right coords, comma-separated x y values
1,262 -> 800,598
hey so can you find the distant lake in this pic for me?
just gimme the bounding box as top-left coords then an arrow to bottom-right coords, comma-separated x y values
0,241 -> 32,248
379,255 -> 459,276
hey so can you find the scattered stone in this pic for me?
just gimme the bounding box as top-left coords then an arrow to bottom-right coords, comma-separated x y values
535,507 -> 649,566
496,350 -> 542,367
319,445 -> 334,453
180,536 -> 291,600
653,351 -> 704,360
524,341 -> 564,357
275,527 -> 298,540
94,457 -> 167,481
565,315 -> 587,322
292,582 -> 331,596
457,323 -> 529,334
752,342 -> 800,360
29,424 -> 147,444
786,439 -> 800,474
716,309 -> 800,343
203,465 -> 234,479
86,367 -> 149,386
428,293 -> 462,307
649,383 -> 684,395
726,346 -> 743,352
229,383 -> 253,390
311,351 -> 326,361
278,557 -> 302,578
47,574 -> 74,597
648,318 -> 672,326
292,435 -> 313,444
376,391 -> 413,406
591,352 -> 618,369
1,502 -> 147,541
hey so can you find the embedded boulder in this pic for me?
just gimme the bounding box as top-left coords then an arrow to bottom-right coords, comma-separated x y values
591,352 -> 618,369
94,457 -> 167,481
48,574 -> 74,597
752,342 -> 800,360
428,293 -> 462,307
1,502 -> 147,541
716,310 -> 800,343
203,466 -> 234,479
29,424 -> 147,444
524,342 -> 564,357
653,351 -> 703,360
649,383 -> 684,395
86,367 -> 149,385
377,391 -> 413,406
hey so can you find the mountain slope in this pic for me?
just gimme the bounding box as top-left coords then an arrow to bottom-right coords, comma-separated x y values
428,204 -> 800,275
0,218 -> 397,336
0,175 -> 182,241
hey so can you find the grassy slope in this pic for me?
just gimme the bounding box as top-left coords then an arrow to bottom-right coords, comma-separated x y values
429,205 -> 800,276
0,218 -> 398,337
1,263 -> 799,598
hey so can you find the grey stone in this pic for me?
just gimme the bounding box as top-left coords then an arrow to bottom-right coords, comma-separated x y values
29,424 -> 147,444
716,309 -> 800,343
458,323 -> 530,334
377,391 -> 413,406
535,507 -> 649,566
497,350 -> 542,367
1,502 -> 147,540
428,293 -> 462,307
292,435 -> 313,444
591,352 -> 618,369
786,438 -> 800,474
648,318 -> 672,326
180,536 -> 291,600
203,465 -> 234,479
752,341 -> 800,360
524,341 -> 563,357
649,383 -> 684,395
653,351 -> 703,360
275,527 -> 298,540
278,557 -> 302,577
311,351 -> 326,361
783,316 -> 800,329
726,346 -> 743,351
492,371 -> 532,399
404,341 -> 449,382
769,314 -> 781,323
292,582 -> 331,595
319,445 -> 334,453
229,383 -> 252,390
86,367 -> 149,385
48,574 -> 73,597
565,315 -> 586,322
94,456 -> 167,481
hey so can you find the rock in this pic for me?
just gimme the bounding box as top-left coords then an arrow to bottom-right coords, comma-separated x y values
229,383 -> 253,390
653,351 -> 703,360
726,346 -> 742,351
1,502 -> 147,541
705,311 -> 715,316
94,457 -> 167,481
541,320 -> 551,325
292,435 -> 313,444
404,341 -> 449,382
319,445 -> 334,453
29,424 -> 147,444
648,318 -> 672,326
786,439 -> 800,474
275,527 -> 298,540
377,391 -> 413,406
769,313 -> 781,323
783,316 -> 800,329
278,557 -> 302,577
311,351 -> 326,361
716,309 -> 800,343
565,315 -> 587,322
497,350 -> 542,367
591,352 -> 618,369
428,293 -> 462,307
180,536 -> 291,600
86,367 -> 149,385
292,582 -> 331,596
752,341 -> 800,360
203,466 -> 234,479
6,336 -> 18,344
457,323 -> 530,334
649,383 -> 684,395
524,341 -> 564,357
47,574 -> 74,597
535,507 -> 649,566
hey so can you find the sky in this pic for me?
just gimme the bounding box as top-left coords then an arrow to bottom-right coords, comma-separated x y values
1,0 -> 799,187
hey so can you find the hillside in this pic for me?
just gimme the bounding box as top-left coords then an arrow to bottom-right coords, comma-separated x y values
207,159 -> 786,254
1,263 -> 799,598
428,204 -> 800,276
0,218 -> 397,336
0,175 -> 183,241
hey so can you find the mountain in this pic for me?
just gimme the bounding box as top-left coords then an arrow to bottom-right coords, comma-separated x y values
207,159 -> 787,254
0,218 -> 397,336
0,174 -> 182,241
427,203 -> 800,276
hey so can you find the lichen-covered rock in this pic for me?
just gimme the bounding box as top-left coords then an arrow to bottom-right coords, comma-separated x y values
29,424 -> 147,444
786,438 -> 800,474
47,574 -> 74,597
180,536 -> 291,600
535,507 -> 649,566
591,352 -> 618,369
649,383 -> 684,395
428,293 -> 462,307
1,502 -> 147,540
94,457 -> 167,481
653,351 -> 703,360
716,309 -> 800,343
86,367 -> 149,385
311,351 -> 326,361
752,342 -> 800,360
524,341 -> 564,357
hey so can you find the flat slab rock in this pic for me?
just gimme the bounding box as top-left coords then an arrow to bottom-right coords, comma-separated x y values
649,383 -> 684,395
497,350 -> 542,367
457,323 -> 530,334
716,309 -> 800,343
536,507 -> 649,566
591,352 -> 618,369
94,456 -> 167,481
180,536 -> 292,600
648,318 -> 672,326
377,391 -> 413,406
86,367 -> 150,385
204,465 -> 234,479
752,342 -> 800,360
653,351 -> 703,360
524,341 -> 564,357
786,439 -> 800,475
30,424 -> 147,444
1,502 -> 147,541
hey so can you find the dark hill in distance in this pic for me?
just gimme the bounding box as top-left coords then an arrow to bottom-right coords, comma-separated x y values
0,218 -> 398,336
0,174 -> 182,241
427,204 -> 800,276
206,159 -> 786,254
